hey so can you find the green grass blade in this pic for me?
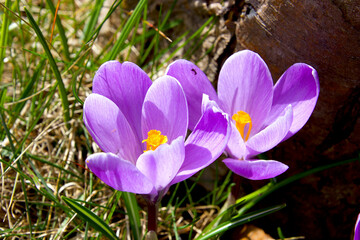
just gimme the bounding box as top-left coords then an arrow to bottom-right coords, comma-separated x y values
195,204 -> 286,240
69,0 -> 122,71
83,0 -> 105,41
45,0 -> 70,61
27,153 -> 83,180
1,83 -> 57,175
139,0 -> 179,66
104,0 -> 146,61
71,68 -> 85,105
8,59 -> 45,126
24,7 -> 70,129
203,157 -> 360,235
0,0 -> 11,82
156,15 -> 215,70
105,191 -> 122,224
122,192 -> 141,240
170,208 -> 181,240
139,2 -> 147,56
84,0 -> 123,43
62,196 -> 119,240
1,91 -> 33,236
237,156 -> 360,216
277,227 -> 285,239
0,103 -> 15,151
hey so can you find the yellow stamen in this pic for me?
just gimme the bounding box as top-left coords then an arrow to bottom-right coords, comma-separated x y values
232,111 -> 252,141
142,130 -> 168,152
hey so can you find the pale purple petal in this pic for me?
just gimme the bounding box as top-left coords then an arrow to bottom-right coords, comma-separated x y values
92,61 -> 152,143
83,94 -> 142,163
355,213 -> 360,240
218,50 -> 273,135
86,153 -> 154,194
225,121 -> 247,159
246,105 -> 293,158
171,98 -> 230,184
223,158 -> 289,180
201,95 -> 246,159
166,60 -> 219,130
266,63 -> 319,140
136,137 -> 185,192
141,76 -> 188,143
201,94 -> 220,114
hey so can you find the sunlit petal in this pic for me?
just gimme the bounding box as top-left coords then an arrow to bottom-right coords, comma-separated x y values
223,158 -> 289,180
86,153 -> 154,194
166,60 -> 219,130
142,76 -> 188,144
83,94 -> 142,163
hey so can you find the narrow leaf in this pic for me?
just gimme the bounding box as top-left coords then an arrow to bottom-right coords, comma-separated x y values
45,0 -> 70,60
195,204 -> 286,240
62,196 -> 119,240
0,0 -> 11,82
122,192 -> 141,240
24,7 -> 70,129
83,0 -> 105,41
104,0 -> 146,61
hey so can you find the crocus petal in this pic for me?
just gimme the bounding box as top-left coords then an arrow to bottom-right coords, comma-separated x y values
92,61 -> 152,143
201,94 -> 220,114
225,121 -> 247,159
200,95 -> 246,160
171,97 -> 230,185
266,63 -> 320,140
166,59 -> 219,130
86,152 -> 154,194
142,76 -> 188,143
83,94 -> 142,163
136,137 -> 185,192
223,158 -> 289,180
218,50 -> 273,135
246,105 -> 293,158
355,213 -> 360,240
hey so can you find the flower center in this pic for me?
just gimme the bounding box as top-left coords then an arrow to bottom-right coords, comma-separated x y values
232,111 -> 252,141
142,130 -> 168,151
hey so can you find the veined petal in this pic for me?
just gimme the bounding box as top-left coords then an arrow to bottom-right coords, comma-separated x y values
201,94 -> 220,114
166,59 -> 219,130
136,137 -> 185,192
225,121 -> 247,159
83,94 -> 142,163
246,105 -> 293,158
86,153 -> 154,194
171,97 -> 230,185
223,158 -> 289,180
92,61 -> 152,143
218,50 -> 273,135
141,76 -> 188,144
266,63 -> 320,140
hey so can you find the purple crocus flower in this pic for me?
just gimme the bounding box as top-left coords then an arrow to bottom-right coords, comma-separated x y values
83,61 -> 229,202
355,214 -> 360,240
166,50 -> 320,180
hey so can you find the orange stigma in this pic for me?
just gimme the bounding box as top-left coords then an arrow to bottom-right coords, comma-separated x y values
232,111 -> 252,141
142,130 -> 168,151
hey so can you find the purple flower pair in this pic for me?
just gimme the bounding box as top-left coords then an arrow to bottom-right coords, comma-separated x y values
83,61 -> 229,202
83,50 -> 320,201
166,50 -> 319,180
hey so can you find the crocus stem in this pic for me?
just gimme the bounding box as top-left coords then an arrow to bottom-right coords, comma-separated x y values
147,201 -> 158,233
